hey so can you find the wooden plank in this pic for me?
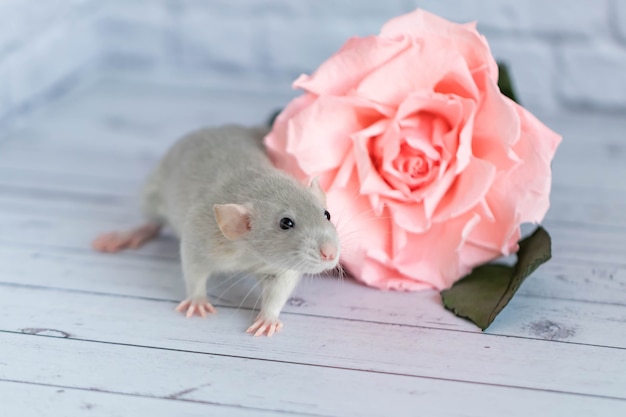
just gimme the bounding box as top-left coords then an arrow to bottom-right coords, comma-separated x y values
1,186 -> 626,347
2,332 -> 624,417
2,172 -> 626,350
0,209 -> 180,260
2,198 -> 626,276
0,167 -> 139,199
521,260 -> 626,305
0,140 -> 158,182
546,184 -> 626,228
1,242 -> 625,349
1,234 -> 625,310
547,222 -> 626,266
2,131 -> 624,193
1,380 -> 294,417
1,100 -> 626,195
0,286 -> 624,398
4,170 -> 626,230
5,183 -> 618,274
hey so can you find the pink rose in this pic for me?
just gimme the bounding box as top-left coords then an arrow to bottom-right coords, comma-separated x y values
264,9 -> 561,291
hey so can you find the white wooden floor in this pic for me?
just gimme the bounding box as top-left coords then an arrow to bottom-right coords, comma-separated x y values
1,78 -> 625,417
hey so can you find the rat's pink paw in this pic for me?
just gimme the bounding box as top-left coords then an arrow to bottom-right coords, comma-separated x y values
175,297 -> 217,318
246,315 -> 283,337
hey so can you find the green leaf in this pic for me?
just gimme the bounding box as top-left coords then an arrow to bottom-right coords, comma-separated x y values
266,108 -> 283,128
497,61 -> 520,104
440,227 -> 552,331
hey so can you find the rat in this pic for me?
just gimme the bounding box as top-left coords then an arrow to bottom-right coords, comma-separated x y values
92,124 -> 340,337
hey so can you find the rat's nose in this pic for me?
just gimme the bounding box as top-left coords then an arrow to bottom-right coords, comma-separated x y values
320,242 -> 337,262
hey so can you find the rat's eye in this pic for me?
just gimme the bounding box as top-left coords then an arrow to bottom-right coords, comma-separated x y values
279,217 -> 295,230
324,210 -> 331,221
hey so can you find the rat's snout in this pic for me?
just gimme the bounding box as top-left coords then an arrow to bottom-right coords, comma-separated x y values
319,241 -> 338,262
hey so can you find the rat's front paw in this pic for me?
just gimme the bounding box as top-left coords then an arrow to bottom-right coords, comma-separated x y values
175,297 -> 216,318
246,314 -> 283,337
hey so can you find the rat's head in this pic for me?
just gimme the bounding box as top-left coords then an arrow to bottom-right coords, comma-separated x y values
213,176 -> 340,274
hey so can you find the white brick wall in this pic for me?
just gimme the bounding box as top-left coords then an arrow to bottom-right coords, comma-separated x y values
0,0 -> 102,123
1,0 -> 626,122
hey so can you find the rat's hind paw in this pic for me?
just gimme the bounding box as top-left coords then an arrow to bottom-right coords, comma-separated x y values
92,223 -> 161,253
246,315 -> 283,337
175,297 -> 217,318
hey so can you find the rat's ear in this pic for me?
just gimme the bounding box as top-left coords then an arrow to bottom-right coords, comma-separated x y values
213,204 -> 252,240
309,177 -> 326,205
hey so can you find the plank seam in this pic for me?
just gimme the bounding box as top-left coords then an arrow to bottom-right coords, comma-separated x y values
0,378 -> 328,417
1,282 -> 625,350
3,331 -> 625,402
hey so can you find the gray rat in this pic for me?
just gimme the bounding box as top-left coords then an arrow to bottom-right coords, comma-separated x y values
92,124 -> 340,337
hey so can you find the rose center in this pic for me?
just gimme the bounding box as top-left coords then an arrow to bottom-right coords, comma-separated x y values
386,141 -> 441,193
402,155 -> 428,178
369,124 -> 444,196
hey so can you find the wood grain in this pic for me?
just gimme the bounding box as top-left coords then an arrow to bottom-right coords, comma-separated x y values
4,333 -> 623,417
0,380 -> 297,417
0,285 -> 625,399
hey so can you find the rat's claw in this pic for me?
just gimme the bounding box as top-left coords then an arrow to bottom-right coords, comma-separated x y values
267,323 -> 278,337
246,316 -> 283,337
175,300 -> 188,313
176,298 -> 216,318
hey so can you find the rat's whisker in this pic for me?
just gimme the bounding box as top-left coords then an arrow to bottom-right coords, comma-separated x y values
249,286 -> 264,320
211,271 -> 256,304
237,279 -> 262,313
334,208 -> 394,234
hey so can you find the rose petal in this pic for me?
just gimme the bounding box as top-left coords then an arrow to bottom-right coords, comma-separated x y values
466,105 -> 561,256
356,42 -> 474,108
295,35 -> 412,96
388,201 -> 431,233
457,238 -> 504,277
287,96 -> 390,174
382,148 -> 440,195
326,181 -> 393,282
505,103 -> 562,223
360,253 -> 432,291
393,212 -> 481,289
432,157 -> 496,222
264,93 -> 317,181
377,121 -> 406,190
396,92 -> 476,174
422,166 -> 456,219
391,221 -> 408,258
403,135 -> 440,160
330,152 -> 356,190
466,178 -> 522,255
352,120 -> 407,201
453,101 -> 476,174
434,65 -> 480,100
472,69 -> 521,171
377,121 -> 424,196
380,9 -> 498,81
477,198 -> 496,222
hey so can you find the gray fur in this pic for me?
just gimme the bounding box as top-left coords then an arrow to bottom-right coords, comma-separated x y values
141,124 -> 340,328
